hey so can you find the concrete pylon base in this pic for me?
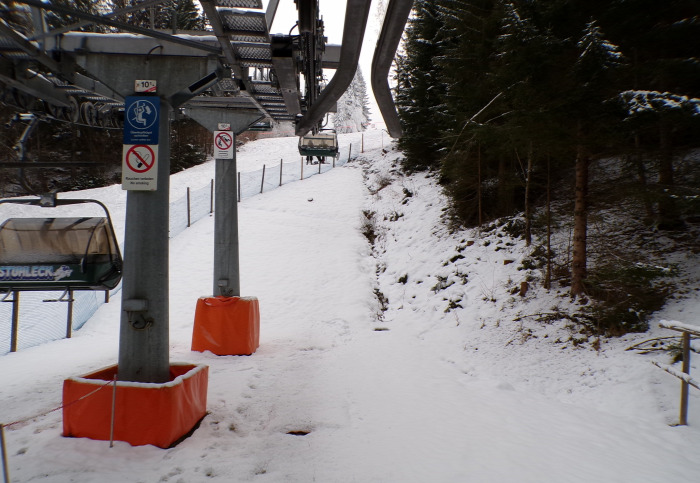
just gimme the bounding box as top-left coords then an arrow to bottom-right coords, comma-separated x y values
62,363 -> 208,448
191,296 -> 260,356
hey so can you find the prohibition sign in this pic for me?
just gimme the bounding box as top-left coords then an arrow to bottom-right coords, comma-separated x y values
215,131 -> 233,150
125,145 -> 155,173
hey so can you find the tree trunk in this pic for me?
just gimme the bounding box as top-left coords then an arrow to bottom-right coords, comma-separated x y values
656,120 -> 684,230
633,134 -> 655,221
524,142 -> 533,246
497,155 -> 509,216
477,143 -> 482,227
571,142 -> 589,297
544,155 -> 552,290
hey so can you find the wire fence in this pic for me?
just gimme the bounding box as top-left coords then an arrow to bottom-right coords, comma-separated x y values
1,144 -> 354,355
240,146 -> 350,199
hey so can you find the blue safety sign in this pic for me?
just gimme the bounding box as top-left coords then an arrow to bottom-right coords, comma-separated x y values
124,96 -> 160,145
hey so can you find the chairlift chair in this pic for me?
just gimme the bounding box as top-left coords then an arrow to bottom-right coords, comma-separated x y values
0,196 -> 122,292
298,129 -> 339,159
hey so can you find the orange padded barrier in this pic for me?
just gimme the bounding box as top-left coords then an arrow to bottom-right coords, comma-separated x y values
62,363 -> 208,448
191,296 -> 260,356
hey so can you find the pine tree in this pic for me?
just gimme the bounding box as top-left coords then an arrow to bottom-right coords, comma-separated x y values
567,19 -> 626,296
109,0 -> 205,30
434,0 -> 507,223
607,0 -> 700,230
333,67 -> 370,133
395,0 -> 449,172
490,1 -> 575,241
44,0 -> 111,32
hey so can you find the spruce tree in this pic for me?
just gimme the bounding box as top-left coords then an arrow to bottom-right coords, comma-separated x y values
606,0 -> 700,230
395,0 -> 448,172
44,0 -> 110,32
109,0 -> 205,30
435,0 -> 508,224
333,67 -> 371,133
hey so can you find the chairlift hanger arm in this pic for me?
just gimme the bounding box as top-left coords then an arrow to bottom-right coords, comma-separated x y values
265,0 -> 282,29
295,0 -> 373,137
371,0 -> 414,138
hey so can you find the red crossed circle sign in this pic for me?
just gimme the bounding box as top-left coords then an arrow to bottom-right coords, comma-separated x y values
125,145 -> 155,173
215,131 -> 233,150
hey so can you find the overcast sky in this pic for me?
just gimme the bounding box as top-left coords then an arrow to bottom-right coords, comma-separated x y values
264,0 -> 385,125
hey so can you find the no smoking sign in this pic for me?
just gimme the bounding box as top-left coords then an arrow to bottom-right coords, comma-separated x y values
125,145 -> 155,172
214,131 -> 234,159
122,144 -> 158,190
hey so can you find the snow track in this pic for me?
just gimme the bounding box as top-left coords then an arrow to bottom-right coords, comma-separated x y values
1,130 -> 699,482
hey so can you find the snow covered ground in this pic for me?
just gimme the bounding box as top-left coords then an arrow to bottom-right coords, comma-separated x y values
1,129 -> 700,482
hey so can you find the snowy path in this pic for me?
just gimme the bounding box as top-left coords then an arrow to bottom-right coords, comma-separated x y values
1,131 -> 700,481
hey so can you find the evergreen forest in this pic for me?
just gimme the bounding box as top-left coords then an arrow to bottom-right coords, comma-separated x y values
2,1 -> 700,336
395,0 -> 700,334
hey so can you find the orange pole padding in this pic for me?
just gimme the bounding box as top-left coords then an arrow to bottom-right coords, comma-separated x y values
191,296 -> 260,356
62,363 -> 208,448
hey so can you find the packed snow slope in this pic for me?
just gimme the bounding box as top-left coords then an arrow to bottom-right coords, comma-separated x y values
1,130 -> 699,482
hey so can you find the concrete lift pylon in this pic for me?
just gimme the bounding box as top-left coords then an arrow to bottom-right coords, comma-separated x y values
0,2 -> 418,447
0,0 -> 415,386
68,53 -> 224,382
184,107 -> 265,298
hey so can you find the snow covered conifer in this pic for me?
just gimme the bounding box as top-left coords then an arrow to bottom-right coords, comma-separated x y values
333,67 -> 371,133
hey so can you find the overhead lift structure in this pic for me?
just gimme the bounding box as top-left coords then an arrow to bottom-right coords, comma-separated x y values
0,0 -> 413,407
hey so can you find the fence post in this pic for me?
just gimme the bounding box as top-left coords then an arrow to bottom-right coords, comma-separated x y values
333,155 -> 336,168
260,164 -> 266,194
301,157 -> 304,180
362,133 -> 364,153
65,289 -> 74,339
10,291 -> 19,353
1,423 -> 10,483
237,172 -> 241,202
680,331 -> 691,425
318,158 -> 322,174
349,143 -> 352,161
187,187 -> 191,228
279,159 -> 283,186
210,178 -> 214,213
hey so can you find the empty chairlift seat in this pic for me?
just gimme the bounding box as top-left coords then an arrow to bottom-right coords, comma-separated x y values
0,217 -> 122,291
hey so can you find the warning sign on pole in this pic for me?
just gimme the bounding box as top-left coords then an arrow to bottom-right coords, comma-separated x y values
122,144 -> 158,190
213,131 -> 234,159
124,97 -> 160,145
122,95 -> 160,191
